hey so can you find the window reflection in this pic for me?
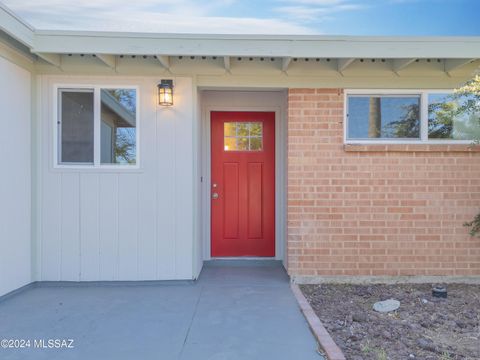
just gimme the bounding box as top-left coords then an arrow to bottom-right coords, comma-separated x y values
223,122 -> 263,151
100,89 -> 137,164
347,96 -> 420,140
428,93 -> 480,140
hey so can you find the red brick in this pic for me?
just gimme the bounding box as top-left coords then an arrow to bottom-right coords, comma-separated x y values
287,88 -> 480,277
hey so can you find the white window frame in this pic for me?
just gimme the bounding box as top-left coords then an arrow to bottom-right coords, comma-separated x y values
344,89 -> 473,145
53,84 -> 140,169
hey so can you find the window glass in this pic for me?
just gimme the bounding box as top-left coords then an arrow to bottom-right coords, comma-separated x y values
347,95 -> 420,140
250,137 -> 263,151
100,89 -> 137,164
428,93 -> 480,140
224,122 -> 263,151
59,89 -> 94,163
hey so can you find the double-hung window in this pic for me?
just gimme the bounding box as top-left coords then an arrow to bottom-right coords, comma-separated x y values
56,86 -> 138,167
345,90 -> 480,143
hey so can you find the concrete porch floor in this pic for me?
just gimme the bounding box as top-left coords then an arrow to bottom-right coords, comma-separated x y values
0,261 -> 323,360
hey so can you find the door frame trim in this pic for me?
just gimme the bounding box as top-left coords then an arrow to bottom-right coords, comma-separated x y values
210,111 -> 276,257
200,92 -> 287,262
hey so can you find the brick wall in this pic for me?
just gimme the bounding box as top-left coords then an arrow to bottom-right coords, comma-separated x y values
287,88 -> 480,278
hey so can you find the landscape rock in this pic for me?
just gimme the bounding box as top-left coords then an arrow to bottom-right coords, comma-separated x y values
352,312 -> 368,322
330,324 -> 343,331
373,299 -> 400,313
420,318 -> 433,328
464,310 -> 476,319
381,330 -> 392,340
416,338 -> 436,352
345,314 -> 353,323
348,334 -> 359,341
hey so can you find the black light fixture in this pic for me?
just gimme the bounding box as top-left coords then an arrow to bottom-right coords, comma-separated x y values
158,79 -> 173,106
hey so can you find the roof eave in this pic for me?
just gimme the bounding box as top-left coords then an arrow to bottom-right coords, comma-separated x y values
0,3 -> 34,48
30,31 -> 480,59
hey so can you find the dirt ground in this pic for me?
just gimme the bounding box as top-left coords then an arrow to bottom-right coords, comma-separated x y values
300,283 -> 480,360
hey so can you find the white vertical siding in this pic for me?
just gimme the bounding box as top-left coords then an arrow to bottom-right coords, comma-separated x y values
98,174 -> 118,279
60,173 -> 80,280
37,76 -> 195,281
173,78 -> 194,279
156,94 -> 177,279
117,175 -> 139,280
193,88 -> 203,279
0,56 -> 31,296
79,173 -> 100,280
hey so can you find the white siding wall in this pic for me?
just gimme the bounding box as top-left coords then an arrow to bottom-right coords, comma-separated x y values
0,56 -> 31,296
37,76 -> 195,281
193,88 -> 203,278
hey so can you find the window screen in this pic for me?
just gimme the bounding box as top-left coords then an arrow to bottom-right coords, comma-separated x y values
59,89 -> 94,163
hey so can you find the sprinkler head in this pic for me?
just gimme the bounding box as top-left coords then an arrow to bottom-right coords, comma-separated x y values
432,285 -> 447,298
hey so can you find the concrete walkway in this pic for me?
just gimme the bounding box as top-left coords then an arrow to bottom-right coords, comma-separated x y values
0,261 -> 323,360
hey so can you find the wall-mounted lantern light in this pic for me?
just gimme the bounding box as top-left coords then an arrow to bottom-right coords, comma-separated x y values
158,79 -> 174,106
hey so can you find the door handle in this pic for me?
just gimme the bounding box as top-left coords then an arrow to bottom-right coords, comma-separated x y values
212,192 -> 219,200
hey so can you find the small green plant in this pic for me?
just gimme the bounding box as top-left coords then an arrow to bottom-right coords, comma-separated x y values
376,348 -> 388,360
361,341 -> 388,360
439,351 -> 453,360
361,341 -> 373,354
464,212 -> 480,237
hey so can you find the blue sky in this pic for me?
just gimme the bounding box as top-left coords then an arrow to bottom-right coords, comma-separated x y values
3,0 -> 479,35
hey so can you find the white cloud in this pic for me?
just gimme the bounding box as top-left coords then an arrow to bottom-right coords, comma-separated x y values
2,0 -> 315,34
275,0 -> 364,22
275,6 -> 330,21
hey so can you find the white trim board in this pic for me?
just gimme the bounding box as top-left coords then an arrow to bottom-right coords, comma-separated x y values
199,90 -> 288,264
0,3 -> 34,47
31,32 -> 480,59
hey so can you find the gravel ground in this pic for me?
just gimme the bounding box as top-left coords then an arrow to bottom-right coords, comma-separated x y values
300,284 -> 480,360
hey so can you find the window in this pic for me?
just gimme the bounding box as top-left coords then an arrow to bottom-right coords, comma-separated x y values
347,95 -> 420,140
346,90 -> 479,143
100,89 -> 137,164
59,89 -> 94,164
57,86 -> 138,167
224,122 -> 263,151
428,93 -> 480,140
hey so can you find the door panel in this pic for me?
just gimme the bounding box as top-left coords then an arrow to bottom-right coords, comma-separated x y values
223,162 -> 239,239
211,111 -> 275,257
247,162 -> 263,239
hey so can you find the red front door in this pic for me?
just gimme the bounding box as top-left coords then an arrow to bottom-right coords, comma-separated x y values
211,111 -> 275,257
